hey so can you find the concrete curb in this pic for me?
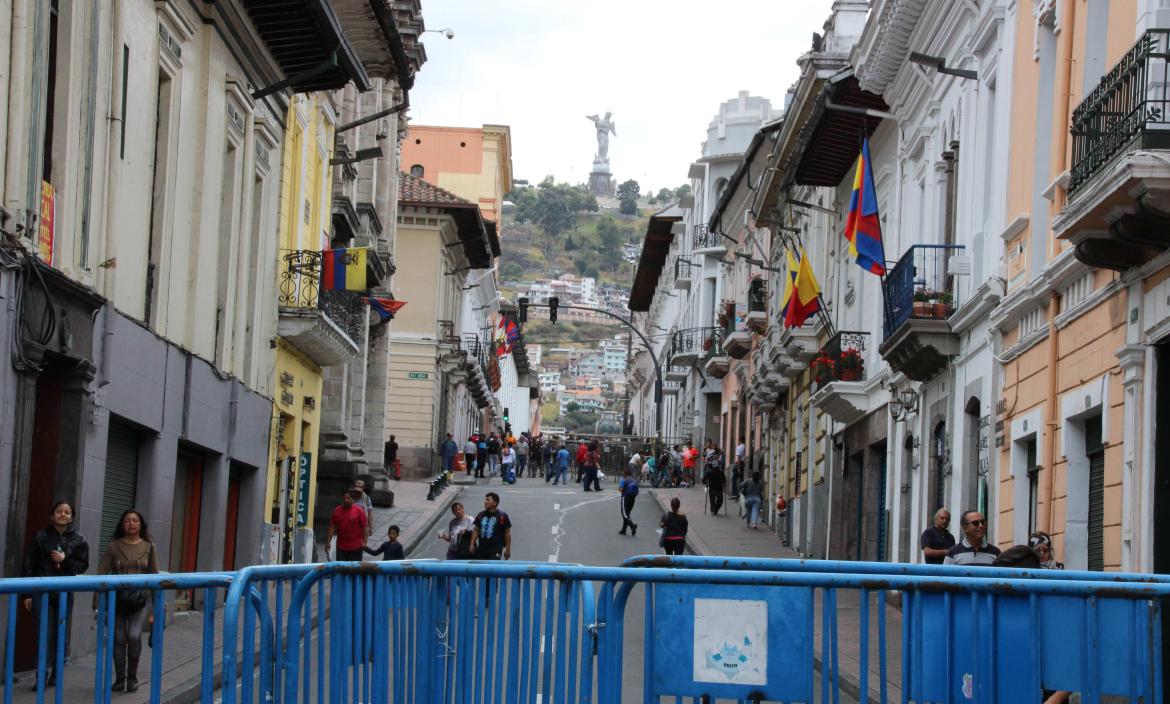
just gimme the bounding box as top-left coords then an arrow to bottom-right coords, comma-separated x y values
647,490 -> 872,703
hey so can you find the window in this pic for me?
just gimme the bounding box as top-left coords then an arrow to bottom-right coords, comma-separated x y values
410,164 -> 424,178
1085,415 -> 1104,571
145,70 -> 175,326
215,136 -> 242,368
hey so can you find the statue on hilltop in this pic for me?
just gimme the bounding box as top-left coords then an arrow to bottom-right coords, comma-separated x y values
586,112 -> 617,163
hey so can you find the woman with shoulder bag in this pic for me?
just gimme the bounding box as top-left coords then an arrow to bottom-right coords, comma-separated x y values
96,510 -> 159,693
22,501 -> 89,689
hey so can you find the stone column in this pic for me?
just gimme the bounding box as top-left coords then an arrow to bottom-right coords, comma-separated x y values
54,361 -> 97,505
3,345 -> 44,578
1116,343 -> 1146,572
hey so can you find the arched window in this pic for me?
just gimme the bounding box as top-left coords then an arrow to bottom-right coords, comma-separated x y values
409,164 -> 424,178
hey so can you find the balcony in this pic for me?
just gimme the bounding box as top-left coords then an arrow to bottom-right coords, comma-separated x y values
665,363 -> 689,383
878,245 -> 963,382
673,257 -> 695,290
702,327 -> 730,379
746,278 -> 767,333
669,327 -> 710,366
692,224 -> 726,257
277,250 -> 361,367
1058,29 -> 1170,270
810,331 -> 872,425
662,378 -> 682,396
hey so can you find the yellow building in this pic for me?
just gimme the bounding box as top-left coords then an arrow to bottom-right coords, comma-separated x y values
399,124 -> 513,229
265,93 -> 357,563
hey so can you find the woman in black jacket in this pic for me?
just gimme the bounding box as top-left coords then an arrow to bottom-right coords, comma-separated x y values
660,497 -> 688,555
23,500 -> 89,688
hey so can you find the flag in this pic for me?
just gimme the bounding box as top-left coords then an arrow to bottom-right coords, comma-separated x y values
779,248 -> 799,320
504,318 -> 521,346
843,138 -> 887,275
364,296 -> 406,322
783,247 -> 822,329
495,318 -> 510,357
321,247 -> 368,291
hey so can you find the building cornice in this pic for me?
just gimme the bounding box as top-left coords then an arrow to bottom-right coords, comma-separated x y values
852,0 -> 929,96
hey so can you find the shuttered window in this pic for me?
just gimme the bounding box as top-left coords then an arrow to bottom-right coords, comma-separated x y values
1086,416 -> 1105,572
100,422 -> 140,556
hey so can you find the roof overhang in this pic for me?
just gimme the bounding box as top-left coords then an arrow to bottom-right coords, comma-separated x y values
242,0 -> 371,93
791,71 -> 888,187
628,205 -> 684,311
399,200 -> 494,268
708,119 -> 784,232
332,0 -> 417,89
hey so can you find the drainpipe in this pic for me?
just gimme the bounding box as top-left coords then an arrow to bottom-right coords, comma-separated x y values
1049,0 -> 1077,253
98,0 -> 122,299
3,0 -> 30,223
0,0 -> 13,208
1042,291 -> 1060,534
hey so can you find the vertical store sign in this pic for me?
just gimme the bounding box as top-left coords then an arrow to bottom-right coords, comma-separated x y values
38,181 -> 54,265
296,452 -> 311,526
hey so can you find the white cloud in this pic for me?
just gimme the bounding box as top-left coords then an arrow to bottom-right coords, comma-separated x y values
409,0 -> 838,192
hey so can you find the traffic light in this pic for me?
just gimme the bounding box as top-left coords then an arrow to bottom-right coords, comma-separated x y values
548,296 -> 559,323
503,407 -> 511,424
518,297 -> 529,322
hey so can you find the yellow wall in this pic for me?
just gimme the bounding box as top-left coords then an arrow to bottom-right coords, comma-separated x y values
390,223 -> 443,331
266,341 -> 324,530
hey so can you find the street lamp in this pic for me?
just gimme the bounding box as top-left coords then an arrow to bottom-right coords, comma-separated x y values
888,385 -> 920,421
908,52 -> 978,80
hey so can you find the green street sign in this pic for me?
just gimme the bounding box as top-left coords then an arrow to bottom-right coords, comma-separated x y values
407,372 -> 430,380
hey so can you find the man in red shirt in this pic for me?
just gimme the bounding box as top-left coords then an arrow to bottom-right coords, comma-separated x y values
327,490 -> 369,561
681,441 -> 699,487
575,440 -> 589,484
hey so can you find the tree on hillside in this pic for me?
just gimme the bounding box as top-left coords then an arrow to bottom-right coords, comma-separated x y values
574,256 -> 589,276
617,179 -> 641,202
596,216 -> 624,251
673,184 -> 692,198
656,187 -> 674,202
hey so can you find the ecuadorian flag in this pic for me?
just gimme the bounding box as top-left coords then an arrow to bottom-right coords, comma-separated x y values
843,138 -> 887,276
364,296 -> 405,321
321,247 -> 368,291
782,247 -> 822,329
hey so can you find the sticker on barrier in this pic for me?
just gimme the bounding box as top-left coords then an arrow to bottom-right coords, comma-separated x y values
649,583 -> 813,701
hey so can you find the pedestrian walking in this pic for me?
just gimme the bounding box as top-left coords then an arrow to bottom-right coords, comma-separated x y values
364,525 -> 405,560
440,433 -> 459,473
554,443 -> 571,485
464,436 -> 479,476
501,445 -> 517,484
327,490 -> 370,561
575,439 -> 588,484
517,435 -> 530,477
349,478 -> 374,524
681,442 -> 698,487
703,452 -> 726,516
920,509 -> 955,565
23,501 -> 89,690
740,472 -> 763,529
470,492 -> 512,560
617,469 -> 639,535
384,434 -> 400,480
476,435 -> 488,478
583,441 -> 602,492
95,510 -> 159,693
660,497 -> 688,556
439,502 -> 475,559
487,433 -> 502,477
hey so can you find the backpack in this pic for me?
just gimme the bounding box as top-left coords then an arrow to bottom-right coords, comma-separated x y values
626,480 -> 639,497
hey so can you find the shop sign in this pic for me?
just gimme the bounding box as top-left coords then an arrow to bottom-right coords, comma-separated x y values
296,452 -> 312,526
38,181 -> 54,265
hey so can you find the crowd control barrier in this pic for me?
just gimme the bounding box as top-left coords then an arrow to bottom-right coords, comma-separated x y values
0,559 -> 1168,702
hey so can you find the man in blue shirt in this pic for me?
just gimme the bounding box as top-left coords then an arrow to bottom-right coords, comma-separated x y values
440,433 -> 458,473
554,444 -> 571,485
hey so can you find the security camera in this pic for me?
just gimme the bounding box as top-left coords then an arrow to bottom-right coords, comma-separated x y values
443,28 -> 454,40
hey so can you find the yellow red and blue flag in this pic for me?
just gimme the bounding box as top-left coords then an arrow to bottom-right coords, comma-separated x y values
843,138 -> 886,276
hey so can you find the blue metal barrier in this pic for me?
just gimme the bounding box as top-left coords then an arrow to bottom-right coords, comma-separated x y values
0,559 -> 1167,703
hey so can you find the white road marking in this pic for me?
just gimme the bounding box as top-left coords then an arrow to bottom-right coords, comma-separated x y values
553,503 -> 560,510
548,495 -> 614,563
548,554 -> 558,563
550,525 -> 558,534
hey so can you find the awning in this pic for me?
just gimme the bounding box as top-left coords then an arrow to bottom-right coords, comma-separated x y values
242,0 -> 371,93
790,72 -> 888,187
628,205 -> 684,311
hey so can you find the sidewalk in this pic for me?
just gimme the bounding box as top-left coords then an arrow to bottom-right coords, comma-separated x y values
648,487 -> 903,703
6,481 -> 459,704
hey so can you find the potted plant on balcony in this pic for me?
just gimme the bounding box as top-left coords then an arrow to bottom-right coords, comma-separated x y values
933,291 -> 954,318
811,353 -> 836,387
838,348 -> 863,381
913,288 -> 931,317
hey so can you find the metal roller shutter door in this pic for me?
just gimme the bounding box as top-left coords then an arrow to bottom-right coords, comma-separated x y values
100,423 -> 140,553
1086,415 -> 1105,572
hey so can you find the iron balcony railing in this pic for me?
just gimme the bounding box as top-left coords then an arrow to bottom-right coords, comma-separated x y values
748,278 -> 767,313
674,256 -> 696,282
669,326 -> 714,361
1069,28 -> 1170,196
702,325 -> 725,360
811,330 -> 871,385
438,320 -> 460,349
279,249 -> 366,344
881,244 -> 965,341
692,224 -> 721,250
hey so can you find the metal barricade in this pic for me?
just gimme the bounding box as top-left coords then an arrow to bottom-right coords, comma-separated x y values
221,561 -> 596,704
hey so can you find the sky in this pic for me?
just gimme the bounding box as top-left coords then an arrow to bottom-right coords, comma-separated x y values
408,0 -> 838,193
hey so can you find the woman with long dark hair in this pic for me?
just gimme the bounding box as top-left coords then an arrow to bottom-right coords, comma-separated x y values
660,497 -> 688,555
96,510 -> 159,693
22,500 -> 89,689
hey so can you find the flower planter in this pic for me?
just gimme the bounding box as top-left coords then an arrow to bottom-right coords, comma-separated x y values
913,301 -> 931,317
839,367 -> 861,382
931,303 -> 951,319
